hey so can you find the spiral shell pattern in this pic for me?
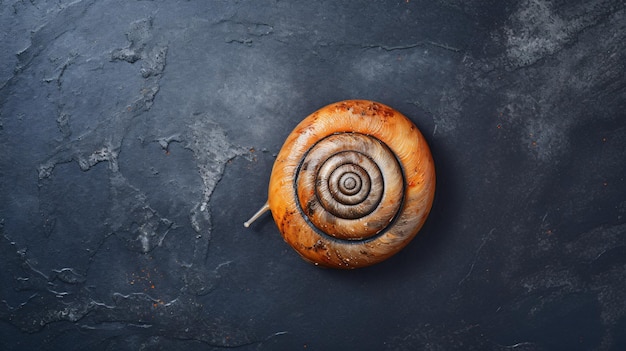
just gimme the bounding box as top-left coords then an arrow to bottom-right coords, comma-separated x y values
297,133 -> 404,240
268,100 -> 436,269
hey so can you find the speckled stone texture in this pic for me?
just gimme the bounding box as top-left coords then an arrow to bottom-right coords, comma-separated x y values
1,1 -> 624,350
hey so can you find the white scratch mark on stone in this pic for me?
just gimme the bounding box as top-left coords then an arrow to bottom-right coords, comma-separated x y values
458,228 -> 495,286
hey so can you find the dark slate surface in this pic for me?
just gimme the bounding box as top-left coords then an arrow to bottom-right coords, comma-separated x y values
1,1 -> 625,350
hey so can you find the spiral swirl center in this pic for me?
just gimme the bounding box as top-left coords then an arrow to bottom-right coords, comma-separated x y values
296,133 -> 404,240
341,175 -> 358,192
332,167 -> 365,199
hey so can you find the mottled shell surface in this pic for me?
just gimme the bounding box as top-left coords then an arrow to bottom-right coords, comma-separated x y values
268,100 -> 435,269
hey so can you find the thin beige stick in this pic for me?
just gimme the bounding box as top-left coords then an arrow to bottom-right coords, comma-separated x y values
243,202 -> 270,228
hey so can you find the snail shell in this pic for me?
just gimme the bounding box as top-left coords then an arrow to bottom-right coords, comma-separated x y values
246,100 -> 436,269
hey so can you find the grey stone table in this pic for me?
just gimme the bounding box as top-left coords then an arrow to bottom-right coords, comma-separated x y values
1,1 -> 625,350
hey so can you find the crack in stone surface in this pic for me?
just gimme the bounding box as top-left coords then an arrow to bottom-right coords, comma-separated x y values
217,19 -> 275,46
361,41 -> 461,52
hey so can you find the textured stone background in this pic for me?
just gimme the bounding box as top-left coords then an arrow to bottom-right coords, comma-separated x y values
1,1 -> 625,350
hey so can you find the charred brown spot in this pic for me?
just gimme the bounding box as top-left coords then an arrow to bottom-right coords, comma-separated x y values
306,199 -> 316,215
370,103 -> 394,118
348,102 -> 396,120
313,239 -> 326,251
337,102 -> 350,111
